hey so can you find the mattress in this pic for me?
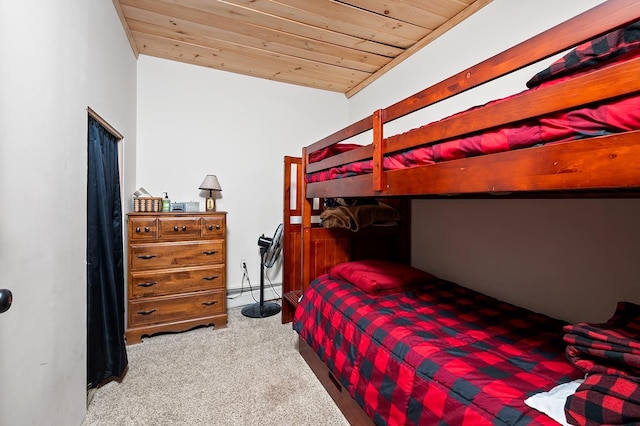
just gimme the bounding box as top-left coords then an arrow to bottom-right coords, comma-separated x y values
307,94 -> 640,184
293,271 -> 583,425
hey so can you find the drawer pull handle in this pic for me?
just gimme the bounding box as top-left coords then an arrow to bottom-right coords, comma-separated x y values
135,227 -> 140,233
208,225 -> 221,231
202,301 -> 218,306
138,281 -> 158,287
202,276 -> 219,281
202,250 -> 218,256
138,254 -> 157,260
173,226 -> 188,232
145,227 -> 150,232
137,309 -> 156,316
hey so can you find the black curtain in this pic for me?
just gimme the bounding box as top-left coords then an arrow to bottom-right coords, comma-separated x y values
87,115 -> 128,388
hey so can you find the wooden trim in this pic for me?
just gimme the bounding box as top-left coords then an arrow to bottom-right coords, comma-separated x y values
112,0 -> 139,58
87,107 -> 124,140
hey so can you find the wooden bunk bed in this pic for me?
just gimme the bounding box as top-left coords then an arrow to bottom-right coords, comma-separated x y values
283,1 -> 640,424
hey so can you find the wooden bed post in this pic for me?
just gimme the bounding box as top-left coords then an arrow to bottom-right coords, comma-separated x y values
373,109 -> 385,192
301,147 -> 313,293
282,156 -> 304,323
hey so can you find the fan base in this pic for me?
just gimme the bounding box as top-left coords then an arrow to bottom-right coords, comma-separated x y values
241,301 -> 281,318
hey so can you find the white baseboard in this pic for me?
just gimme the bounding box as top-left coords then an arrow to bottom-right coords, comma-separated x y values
226,283 -> 282,309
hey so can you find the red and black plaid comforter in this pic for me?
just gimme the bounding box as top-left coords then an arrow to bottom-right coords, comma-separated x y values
294,275 -> 582,425
563,301 -> 640,378
563,302 -> 640,425
306,93 -> 640,183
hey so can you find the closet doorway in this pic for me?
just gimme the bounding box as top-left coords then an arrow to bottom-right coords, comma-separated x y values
86,108 -> 128,395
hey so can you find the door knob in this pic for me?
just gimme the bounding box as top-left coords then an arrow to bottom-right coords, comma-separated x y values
0,289 -> 12,314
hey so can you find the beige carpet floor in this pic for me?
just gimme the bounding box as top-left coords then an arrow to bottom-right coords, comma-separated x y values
82,304 -> 349,426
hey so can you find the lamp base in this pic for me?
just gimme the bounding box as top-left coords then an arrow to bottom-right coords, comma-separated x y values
205,197 -> 216,212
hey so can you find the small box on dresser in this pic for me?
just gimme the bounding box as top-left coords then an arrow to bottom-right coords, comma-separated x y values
125,211 -> 227,344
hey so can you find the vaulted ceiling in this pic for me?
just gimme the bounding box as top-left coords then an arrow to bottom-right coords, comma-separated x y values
113,0 -> 492,97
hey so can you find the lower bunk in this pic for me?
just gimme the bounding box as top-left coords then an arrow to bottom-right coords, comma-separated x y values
293,260 -> 640,425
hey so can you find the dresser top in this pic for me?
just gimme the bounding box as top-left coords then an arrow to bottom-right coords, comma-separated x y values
128,211 -> 227,216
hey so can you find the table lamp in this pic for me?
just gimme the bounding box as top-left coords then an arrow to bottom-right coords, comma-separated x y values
199,175 -> 222,211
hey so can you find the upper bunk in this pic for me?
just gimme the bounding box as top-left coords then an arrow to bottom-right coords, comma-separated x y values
302,0 -> 640,200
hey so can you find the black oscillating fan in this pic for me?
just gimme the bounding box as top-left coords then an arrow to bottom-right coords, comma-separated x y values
241,223 -> 283,318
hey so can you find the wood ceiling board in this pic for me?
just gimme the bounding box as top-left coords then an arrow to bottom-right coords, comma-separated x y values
114,0 -> 493,95
224,0 -> 428,47
133,30 -> 370,83
121,0 -> 404,57
170,0 -> 407,55
123,6 -> 390,73
336,0 -> 454,29
134,32 -> 364,92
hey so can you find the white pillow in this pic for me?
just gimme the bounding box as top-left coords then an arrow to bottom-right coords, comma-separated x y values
524,379 -> 584,426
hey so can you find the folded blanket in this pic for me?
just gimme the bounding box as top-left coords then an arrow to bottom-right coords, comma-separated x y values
565,373 -> 640,425
320,202 -> 400,231
319,206 -> 353,229
564,302 -> 640,377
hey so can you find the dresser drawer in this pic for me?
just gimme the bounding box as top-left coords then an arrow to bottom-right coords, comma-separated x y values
130,241 -> 224,270
129,265 -> 225,298
202,215 -> 225,239
158,216 -> 201,240
129,217 -> 158,241
128,290 -> 225,327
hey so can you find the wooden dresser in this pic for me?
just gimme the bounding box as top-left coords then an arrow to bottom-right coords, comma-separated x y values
125,212 -> 227,344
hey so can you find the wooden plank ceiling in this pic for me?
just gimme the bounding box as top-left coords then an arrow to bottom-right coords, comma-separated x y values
113,0 -> 492,97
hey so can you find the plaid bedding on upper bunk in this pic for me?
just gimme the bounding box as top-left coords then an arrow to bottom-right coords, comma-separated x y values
306,93 -> 640,183
294,274 -> 583,425
306,20 -> 640,184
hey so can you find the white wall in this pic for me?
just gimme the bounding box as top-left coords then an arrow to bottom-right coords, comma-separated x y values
136,56 -> 347,297
0,1 -> 137,425
346,0 -> 640,323
412,199 -> 640,324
